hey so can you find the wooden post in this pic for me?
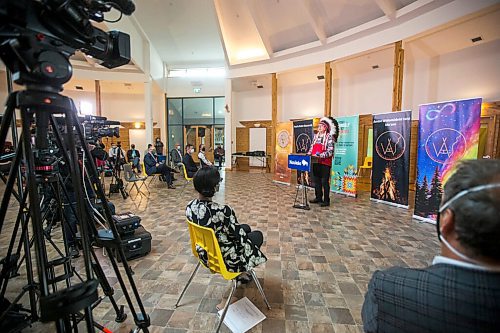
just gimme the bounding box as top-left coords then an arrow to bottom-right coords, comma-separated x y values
95,80 -> 102,116
324,62 -> 332,117
392,40 -> 404,112
271,73 -> 278,173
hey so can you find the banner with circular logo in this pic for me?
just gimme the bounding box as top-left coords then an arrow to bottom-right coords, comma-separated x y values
371,111 -> 412,208
413,98 -> 481,223
273,122 -> 293,184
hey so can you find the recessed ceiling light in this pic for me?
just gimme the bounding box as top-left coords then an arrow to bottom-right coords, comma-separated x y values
372,65 -> 379,69
471,36 -> 483,43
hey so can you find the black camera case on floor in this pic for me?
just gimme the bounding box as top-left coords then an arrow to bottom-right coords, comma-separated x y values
112,212 -> 141,236
112,226 -> 152,262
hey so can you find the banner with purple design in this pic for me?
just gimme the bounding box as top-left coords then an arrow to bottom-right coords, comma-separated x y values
413,98 -> 481,223
371,111 -> 412,208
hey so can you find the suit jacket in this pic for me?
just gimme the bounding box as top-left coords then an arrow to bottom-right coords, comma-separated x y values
362,264 -> 500,333
170,148 -> 183,164
126,149 -> 140,162
143,152 -> 159,175
182,153 -> 198,175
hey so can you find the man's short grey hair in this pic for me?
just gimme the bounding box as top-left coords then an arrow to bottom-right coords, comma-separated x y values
443,159 -> 500,260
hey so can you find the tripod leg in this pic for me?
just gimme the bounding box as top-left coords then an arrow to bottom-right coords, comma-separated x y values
90,248 -> 127,323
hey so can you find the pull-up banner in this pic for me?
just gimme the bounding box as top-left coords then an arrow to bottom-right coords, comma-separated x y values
371,111 -> 412,208
331,115 -> 359,197
273,122 -> 293,185
293,119 -> 314,187
413,98 -> 481,223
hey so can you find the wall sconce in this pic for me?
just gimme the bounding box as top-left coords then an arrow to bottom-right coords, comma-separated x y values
134,122 -> 141,129
254,123 -> 261,127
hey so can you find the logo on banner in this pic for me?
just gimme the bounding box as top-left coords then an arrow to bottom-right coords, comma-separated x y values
425,128 -> 466,164
278,130 -> 290,148
295,133 -> 311,153
375,131 -> 406,161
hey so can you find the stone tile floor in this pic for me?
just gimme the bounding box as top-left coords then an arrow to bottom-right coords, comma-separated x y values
0,170 -> 438,332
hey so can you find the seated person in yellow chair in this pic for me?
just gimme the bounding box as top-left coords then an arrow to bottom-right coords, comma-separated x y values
186,167 -> 267,283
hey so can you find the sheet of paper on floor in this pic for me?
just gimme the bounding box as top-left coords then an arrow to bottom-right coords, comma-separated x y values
217,297 -> 266,333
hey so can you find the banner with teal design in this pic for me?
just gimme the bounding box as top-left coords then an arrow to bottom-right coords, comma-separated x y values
331,115 -> 359,197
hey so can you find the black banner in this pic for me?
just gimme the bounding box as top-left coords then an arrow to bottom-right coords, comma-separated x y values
371,111 -> 411,207
293,119 -> 314,187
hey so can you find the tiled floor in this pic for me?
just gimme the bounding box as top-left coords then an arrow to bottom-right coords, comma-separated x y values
0,170 -> 439,332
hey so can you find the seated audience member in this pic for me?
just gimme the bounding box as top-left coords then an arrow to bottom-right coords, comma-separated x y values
186,167 -> 266,281
214,145 -> 224,168
144,145 -> 175,189
362,159 -> 500,333
198,144 -> 212,167
126,144 -> 141,172
170,143 -> 183,168
182,144 -> 199,178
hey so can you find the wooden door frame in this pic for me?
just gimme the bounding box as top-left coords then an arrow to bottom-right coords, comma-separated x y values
183,125 -> 215,163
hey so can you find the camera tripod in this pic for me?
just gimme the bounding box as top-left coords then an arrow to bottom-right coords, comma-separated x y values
108,147 -> 129,199
0,38 -> 149,333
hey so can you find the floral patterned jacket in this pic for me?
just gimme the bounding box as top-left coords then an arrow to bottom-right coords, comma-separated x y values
186,199 -> 267,272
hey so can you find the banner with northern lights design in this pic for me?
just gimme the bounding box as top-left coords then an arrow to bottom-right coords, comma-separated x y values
413,98 -> 481,223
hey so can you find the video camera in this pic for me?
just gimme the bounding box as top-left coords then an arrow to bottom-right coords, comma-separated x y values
0,0 -> 134,89
81,115 -> 120,144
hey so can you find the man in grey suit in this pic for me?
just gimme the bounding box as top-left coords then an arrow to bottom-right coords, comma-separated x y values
362,159 -> 500,333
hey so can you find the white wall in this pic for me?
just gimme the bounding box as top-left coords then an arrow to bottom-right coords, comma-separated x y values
64,90 -> 98,116
166,77 -> 225,97
233,89 -> 272,126
337,67 -> 393,117
403,39 -> 500,119
280,81 -> 324,122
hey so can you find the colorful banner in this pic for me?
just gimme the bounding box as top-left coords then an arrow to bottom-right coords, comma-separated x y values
273,122 -> 293,184
293,119 -> 314,187
371,111 -> 412,208
413,98 -> 481,223
331,116 -> 359,197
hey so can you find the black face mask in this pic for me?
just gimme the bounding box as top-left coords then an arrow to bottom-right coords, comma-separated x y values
202,148 -> 205,152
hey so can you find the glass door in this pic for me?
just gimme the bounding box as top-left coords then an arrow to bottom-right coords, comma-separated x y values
184,125 -> 214,163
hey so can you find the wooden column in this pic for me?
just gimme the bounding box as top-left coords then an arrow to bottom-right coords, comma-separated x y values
324,62 -> 332,117
392,40 -> 404,112
95,80 -> 102,116
271,73 -> 278,173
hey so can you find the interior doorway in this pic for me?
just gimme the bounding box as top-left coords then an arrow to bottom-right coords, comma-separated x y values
184,125 -> 214,163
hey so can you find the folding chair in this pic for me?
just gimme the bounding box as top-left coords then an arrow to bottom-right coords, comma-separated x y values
357,156 -> 373,179
179,163 -> 193,191
175,221 -> 270,333
123,164 -> 149,199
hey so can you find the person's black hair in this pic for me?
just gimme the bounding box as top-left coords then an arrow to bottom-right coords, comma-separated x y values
193,166 -> 221,198
147,144 -> 152,149
443,159 -> 500,261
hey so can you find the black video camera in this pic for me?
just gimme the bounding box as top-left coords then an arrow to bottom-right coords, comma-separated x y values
0,0 -> 135,89
81,115 -> 120,144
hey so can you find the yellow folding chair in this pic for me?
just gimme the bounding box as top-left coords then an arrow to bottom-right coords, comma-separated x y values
175,221 -> 270,333
179,162 -> 193,192
358,156 -> 373,179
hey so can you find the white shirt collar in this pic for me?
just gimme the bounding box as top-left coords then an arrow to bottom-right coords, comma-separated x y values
432,255 -> 494,271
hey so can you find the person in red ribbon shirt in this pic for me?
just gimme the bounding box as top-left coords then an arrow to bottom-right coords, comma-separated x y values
307,117 -> 339,207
